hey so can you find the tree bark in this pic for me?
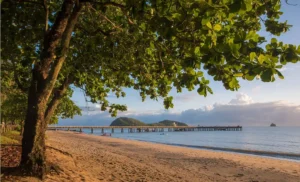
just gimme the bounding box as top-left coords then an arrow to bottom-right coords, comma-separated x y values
20,70 -> 48,177
20,0 -> 82,177
44,77 -> 71,123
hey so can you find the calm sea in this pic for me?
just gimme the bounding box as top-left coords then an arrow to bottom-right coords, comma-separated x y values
81,126 -> 300,160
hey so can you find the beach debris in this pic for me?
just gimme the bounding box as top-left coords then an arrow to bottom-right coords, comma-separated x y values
234,173 -> 244,177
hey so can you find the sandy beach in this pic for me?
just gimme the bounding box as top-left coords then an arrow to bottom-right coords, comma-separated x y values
44,131 -> 300,182
3,130 -> 300,182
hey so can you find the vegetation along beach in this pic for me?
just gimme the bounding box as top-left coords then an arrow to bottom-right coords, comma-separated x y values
1,0 -> 300,181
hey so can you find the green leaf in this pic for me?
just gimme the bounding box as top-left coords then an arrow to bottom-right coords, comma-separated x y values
172,13 -> 182,20
207,86 -> 213,94
194,46 -> 200,56
206,22 -> 212,29
197,85 -> 207,97
186,67 -> 195,75
150,41 -> 155,49
244,0 -> 252,11
230,43 -> 241,58
250,52 -> 256,61
234,73 -> 243,77
140,23 -> 146,31
163,97 -> 174,109
261,68 -> 274,82
196,71 -> 203,77
245,74 -> 255,81
201,18 -> 209,26
213,24 -> 222,31
271,38 -> 277,44
246,31 -> 259,42
297,45 -> 300,54
258,54 -> 265,64
276,70 -> 284,79
228,78 -> 239,88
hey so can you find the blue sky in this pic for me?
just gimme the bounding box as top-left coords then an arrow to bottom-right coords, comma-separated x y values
64,2 -> 300,126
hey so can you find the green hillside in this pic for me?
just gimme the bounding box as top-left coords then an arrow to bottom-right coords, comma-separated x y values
150,120 -> 188,126
110,117 -> 146,126
110,118 -> 188,126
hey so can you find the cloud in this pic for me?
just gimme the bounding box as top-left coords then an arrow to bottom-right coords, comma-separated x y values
204,105 -> 213,111
59,93 -> 300,126
228,93 -> 254,105
180,101 -> 300,126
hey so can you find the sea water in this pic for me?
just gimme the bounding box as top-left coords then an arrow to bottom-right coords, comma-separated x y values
82,126 -> 300,159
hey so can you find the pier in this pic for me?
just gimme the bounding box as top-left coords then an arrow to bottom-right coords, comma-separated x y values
48,126 -> 242,133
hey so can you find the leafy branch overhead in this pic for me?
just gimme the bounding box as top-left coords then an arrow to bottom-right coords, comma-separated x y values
2,0 -> 300,115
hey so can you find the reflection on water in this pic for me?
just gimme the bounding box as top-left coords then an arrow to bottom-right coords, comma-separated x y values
82,127 -> 300,155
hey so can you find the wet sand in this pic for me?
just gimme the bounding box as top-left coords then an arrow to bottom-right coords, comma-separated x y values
37,131 -> 299,182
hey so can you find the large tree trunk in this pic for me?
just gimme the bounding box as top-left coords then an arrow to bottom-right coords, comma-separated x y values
20,1 -> 82,177
20,75 -> 48,177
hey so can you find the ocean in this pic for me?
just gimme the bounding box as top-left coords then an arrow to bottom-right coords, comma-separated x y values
81,126 -> 300,160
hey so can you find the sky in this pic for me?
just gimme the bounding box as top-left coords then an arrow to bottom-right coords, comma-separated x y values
61,1 -> 300,126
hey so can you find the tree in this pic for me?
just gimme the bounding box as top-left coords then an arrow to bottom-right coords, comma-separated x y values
1,0 -> 300,177
0,60 -> 81,133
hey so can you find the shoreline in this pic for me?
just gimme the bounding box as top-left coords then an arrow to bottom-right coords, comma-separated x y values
132,139 -> 300,161
42,131 -> 300,182
52,129 -> 300,160
82,132 -> 300,161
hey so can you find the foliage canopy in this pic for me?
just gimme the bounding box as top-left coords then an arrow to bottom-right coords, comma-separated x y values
1,0 -> 300,176
2,0 -> 300,117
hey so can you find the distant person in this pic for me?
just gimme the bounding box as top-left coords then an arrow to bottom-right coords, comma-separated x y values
1,122 -> 5,132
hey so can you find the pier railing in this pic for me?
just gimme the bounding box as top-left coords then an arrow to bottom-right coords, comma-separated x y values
48,125 -> 242,133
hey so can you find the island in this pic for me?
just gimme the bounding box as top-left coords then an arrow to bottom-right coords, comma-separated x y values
110,117 -> 146,126
110,117 -> 188,126
270,123 -> 276,127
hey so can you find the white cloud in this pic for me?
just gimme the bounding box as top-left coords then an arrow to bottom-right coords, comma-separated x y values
204,105 -> 213,111
60,93 -> 300,126
228,93 -> 254,105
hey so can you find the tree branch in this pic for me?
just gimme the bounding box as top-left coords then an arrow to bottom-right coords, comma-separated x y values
44,77 -> 71,123
39,0 -> 75,80
42,4 -> 83,103
89,6 -> 123,31
80,0 -> 126,9
84,1 -> 134,25
43,0 -> 49,33
76,24 -> 114,36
